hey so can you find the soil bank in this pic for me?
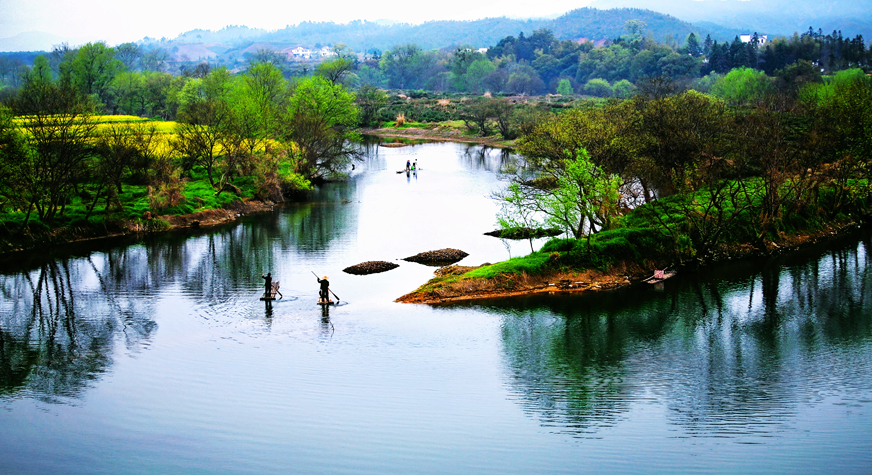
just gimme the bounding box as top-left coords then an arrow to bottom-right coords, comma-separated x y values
0,199 -> 277,257
395,220 -> 866,305
360,127 -> 514,148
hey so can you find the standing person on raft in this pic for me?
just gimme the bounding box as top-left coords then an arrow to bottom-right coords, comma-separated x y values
317,275 -> 330,303
262,272 -> 273,298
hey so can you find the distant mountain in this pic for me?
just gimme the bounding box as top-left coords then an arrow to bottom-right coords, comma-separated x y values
548,8 -> 705,42
589,0 -> 872,39
145,7 -> 714,59
0,31 -> 94,52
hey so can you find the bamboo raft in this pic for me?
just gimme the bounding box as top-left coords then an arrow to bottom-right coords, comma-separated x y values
260,282 -> 281,300
642,270 -> 677,284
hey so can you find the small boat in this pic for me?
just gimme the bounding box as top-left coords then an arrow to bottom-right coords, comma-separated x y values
643,269 -> 676,284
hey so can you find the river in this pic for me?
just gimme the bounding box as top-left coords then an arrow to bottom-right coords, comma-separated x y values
1,142 -> 871,474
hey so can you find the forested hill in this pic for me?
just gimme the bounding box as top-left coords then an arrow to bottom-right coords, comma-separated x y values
154,8 -> 711,54
590,0 -> 872,40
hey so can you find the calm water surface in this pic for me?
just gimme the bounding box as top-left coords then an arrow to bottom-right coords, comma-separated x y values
1,142 -> 871,474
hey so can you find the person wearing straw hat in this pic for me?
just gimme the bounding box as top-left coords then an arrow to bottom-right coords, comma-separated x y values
317,275 -> 330,303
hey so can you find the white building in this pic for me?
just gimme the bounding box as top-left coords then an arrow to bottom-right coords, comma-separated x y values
740,34 -> 768,45
291,46 -> 312,59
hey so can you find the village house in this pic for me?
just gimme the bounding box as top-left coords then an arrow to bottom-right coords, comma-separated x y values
740,34 -> 768,45
291,46 -> 312,59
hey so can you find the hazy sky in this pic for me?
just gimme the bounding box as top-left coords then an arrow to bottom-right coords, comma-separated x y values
1,0 -> 595,45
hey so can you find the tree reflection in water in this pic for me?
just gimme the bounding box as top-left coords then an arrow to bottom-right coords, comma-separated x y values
0,177 -> 364,402
0,257 -> 157,402
464,231 -> 872,438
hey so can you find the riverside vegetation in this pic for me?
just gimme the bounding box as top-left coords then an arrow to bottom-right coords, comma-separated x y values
0,28 -> 870,304
397,69 -> 872,303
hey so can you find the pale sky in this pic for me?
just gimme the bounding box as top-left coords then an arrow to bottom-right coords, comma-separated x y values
0,0 -> 595,46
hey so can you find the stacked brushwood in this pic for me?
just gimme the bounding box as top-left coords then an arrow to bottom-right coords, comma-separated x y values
403,248 -> 468,265
343,261 -> 399,275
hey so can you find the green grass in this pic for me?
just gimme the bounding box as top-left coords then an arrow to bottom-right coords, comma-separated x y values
465,253 -> 552,279
381,120 -> 433,129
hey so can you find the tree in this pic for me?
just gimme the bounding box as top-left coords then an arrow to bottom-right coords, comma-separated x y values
316,57 -> 355,85
459,98 -> 495,136
115,42 -> 142,71
556,78 -> 574,95
174,98 -> 233,187
450,46 -> 483,91
491,99 -> 518,139
65,42 -> 122,109
711,67 -> 772,106
354,85 -> 388,127
280,76 -> 360,181
496,182 -> 546,253
380,44 -> 423,89
234,62 -> 287,154
496,148 -> 623,240
506,64 -> 544,95
464,59 -> 496,93
112,71 -> 147,115
612,79 -> 635,98
632,90 -> 728,198
0,106 -> 33,217
13,63 -> 98,223
685,33 -> 702,57
583,78 -> 612,97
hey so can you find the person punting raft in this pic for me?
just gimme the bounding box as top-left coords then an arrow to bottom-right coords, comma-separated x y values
260,272 -> 282,300
316,274 -> 332,305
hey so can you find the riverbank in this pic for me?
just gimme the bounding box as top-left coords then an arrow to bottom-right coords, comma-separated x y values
0,198 -> 277,257
360,126 -> 515,148
396,219 -> 865,304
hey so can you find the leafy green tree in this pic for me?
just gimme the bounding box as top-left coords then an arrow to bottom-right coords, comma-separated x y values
357,65 -> 386,87
506,64 -> 544,95
711,67 -> 772,106
633,90 -> 729,198
556,78 -> 574,95
115,42 -> 142,71
112,71 -> 147,115
233,62 -> 287,154
175,98 -> 234,187
464,59 -> 496,93
0,106 -> 33,217
496,182 -> 546,253
354,85 -> 388,127
450,46 -> 483,91
316,57 -> 355,85
612,79 -> 635,98
497,148 -> 623,240
380,44 -> 424,89
583,78 -> 612,97
460,98 -> 495,136
66,42 -> 122,109
280,76 -> 359,181
13,63 -> 98,223
140,47 -> 170,72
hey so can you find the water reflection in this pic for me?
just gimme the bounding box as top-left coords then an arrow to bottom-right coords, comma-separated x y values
463,231 -> 872,438
461,145 -> 516,172
0,257 -> 157,402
